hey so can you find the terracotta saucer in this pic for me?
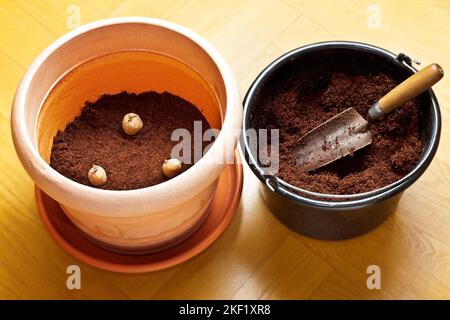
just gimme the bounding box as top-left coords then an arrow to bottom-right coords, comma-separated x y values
35,153 -> 243,273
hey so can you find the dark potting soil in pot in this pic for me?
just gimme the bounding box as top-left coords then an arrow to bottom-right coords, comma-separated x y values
50,91 -> 211,190
252,72 -> 423,195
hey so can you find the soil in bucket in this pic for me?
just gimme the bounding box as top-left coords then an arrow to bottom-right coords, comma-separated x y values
252,71 -> 424,195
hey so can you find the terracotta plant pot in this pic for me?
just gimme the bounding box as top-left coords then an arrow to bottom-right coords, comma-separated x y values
11,17 -> 242,253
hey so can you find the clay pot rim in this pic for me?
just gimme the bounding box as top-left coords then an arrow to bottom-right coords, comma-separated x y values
12,17 -> 241,216
242,40 -> 441,208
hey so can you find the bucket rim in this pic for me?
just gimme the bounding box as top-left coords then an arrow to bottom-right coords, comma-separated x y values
241,40 -> 441,208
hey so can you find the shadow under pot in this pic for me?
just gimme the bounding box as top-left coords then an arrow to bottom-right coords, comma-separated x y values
242,41 -> 441,240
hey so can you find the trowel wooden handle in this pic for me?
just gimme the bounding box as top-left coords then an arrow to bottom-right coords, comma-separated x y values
368,63 -> 443,119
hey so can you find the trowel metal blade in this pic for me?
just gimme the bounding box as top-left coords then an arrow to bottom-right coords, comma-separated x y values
295,107 -> 372,172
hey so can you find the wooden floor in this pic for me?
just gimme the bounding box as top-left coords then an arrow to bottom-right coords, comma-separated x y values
1,0 -> 450,299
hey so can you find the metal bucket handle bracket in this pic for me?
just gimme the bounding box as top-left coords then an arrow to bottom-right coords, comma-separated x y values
263,175 -> 279,192
397,52 -> 421,67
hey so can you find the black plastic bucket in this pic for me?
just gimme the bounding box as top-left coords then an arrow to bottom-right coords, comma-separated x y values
242,41 -> 441,240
